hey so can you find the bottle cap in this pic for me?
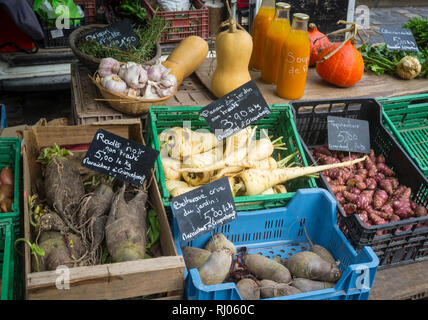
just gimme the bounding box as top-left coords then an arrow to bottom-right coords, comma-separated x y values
276,2 -> 291,9
293,13 -> 310,20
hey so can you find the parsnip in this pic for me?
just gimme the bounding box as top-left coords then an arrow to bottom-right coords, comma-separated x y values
236,156 -> 367,196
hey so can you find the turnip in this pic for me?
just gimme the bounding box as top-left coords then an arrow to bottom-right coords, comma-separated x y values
182,246 -> 211,269
235,156 -> 366,196
259,279 -> 301,298
79,183 -> 114,253
244,254 -> 291,284
204,233 -> 237,256
105,183 -> 148,262
237,278 -> 260,300
285,251 -> 341,282
291,278 -> 335,292
37,231 -> 85,271
38,144 -> 85,229
302,222 -> 337,265
198,249 -> 233,285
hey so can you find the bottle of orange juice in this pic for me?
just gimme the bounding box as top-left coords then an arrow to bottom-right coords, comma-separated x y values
248,0 -> 275,71
260,2 -> 291,84
276,13 -> 310,100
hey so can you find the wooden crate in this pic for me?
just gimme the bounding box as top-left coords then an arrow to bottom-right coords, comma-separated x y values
22,120 -> 185,300
71,62 -> 215,126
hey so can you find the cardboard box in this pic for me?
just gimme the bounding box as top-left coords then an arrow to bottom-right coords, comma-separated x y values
22,120 -> 185,300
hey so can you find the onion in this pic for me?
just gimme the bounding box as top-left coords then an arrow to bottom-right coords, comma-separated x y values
0,184 -> 13,200
0,198 -> 12,213
0,167 -> 13,185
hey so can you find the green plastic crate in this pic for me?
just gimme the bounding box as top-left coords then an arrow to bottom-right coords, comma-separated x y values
0,219 -> 15,300
379,93 -> 428,178
145,104 -> 317,211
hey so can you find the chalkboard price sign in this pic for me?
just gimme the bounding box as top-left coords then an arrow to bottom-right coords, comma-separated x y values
200,80 -> 270,141
171,177 -> 237,243
381,27 -> 419,52
327,116 -> 370,154
82,129 -> 159,186
84,19 -> 140,51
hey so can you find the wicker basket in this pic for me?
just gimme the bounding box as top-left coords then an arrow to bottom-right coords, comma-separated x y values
69,24 -> 162,73
90,72 -> 176,115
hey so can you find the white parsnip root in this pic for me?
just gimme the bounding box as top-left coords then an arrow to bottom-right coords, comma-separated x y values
158,125 -> 364,198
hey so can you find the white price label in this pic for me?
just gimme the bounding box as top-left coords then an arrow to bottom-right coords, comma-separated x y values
50,29 -> 64,39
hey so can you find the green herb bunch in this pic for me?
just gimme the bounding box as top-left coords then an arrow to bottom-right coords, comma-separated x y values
79,14 -> 167,64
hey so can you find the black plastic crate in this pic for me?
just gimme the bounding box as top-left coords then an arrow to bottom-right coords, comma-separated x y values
39,15 -> 86,49
291,98 -> 428,270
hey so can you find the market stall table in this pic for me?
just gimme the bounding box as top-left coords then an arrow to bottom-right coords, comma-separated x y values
70,58 -> 428,301
195,58 -> 428,102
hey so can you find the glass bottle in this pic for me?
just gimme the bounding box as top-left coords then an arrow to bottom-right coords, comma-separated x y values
260,2 -> 291,84
248,0 -> 275,71
276,13 -> 310,100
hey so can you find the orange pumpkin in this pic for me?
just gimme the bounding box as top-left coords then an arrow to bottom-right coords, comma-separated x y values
308,23 -> 330,67
316,40 -> 364,88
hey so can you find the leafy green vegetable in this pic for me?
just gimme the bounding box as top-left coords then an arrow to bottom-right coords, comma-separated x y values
358,43 -> 427,78
146,209 -> 160,249
403,17 -> 428,50
79,14 -> 167,63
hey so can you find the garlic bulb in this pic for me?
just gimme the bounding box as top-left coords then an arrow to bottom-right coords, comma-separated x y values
101,75 -> 127,94
98,58 -> 120,77
118,61 -> 138,79
122,64 -> 148,89
147,60 -> 170,82
160,73 -> 177,88
127,88 -> 141,97
143,81 -> 160,99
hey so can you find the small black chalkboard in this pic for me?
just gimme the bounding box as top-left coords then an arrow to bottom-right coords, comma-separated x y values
81,129 -> 159,186
84,19 -> 140,51
200,80 -> 271,141
381,26 -> 419,52
327,116 -> 370,154
171,177 -> 237,243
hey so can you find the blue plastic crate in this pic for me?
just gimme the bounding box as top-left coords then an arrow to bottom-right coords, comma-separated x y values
173,189 -> 379,300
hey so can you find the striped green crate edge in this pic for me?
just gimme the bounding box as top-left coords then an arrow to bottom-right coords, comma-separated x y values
378,94 -> 428,178
0,138 -> 21,224
146,104 -> 318,211
0,218 -> 14,300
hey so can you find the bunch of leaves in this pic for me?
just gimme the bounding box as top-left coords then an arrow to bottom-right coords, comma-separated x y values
79,14 -> 167,63
36,143 -> 73,166
358,43 -> 428,78
403,17 -> 428,50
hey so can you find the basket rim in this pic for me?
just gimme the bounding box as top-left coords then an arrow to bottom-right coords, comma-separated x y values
69,24 -> 162,66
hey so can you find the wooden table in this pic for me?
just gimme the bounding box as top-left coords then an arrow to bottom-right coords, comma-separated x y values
195,58 -> 428,102
369,260 -> 428,300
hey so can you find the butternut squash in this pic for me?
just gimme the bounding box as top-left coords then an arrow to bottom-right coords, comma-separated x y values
162,36 -> 209,86
210,4 -> 253,98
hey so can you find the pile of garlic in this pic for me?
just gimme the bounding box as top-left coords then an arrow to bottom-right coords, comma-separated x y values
97,57 -> 178,99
